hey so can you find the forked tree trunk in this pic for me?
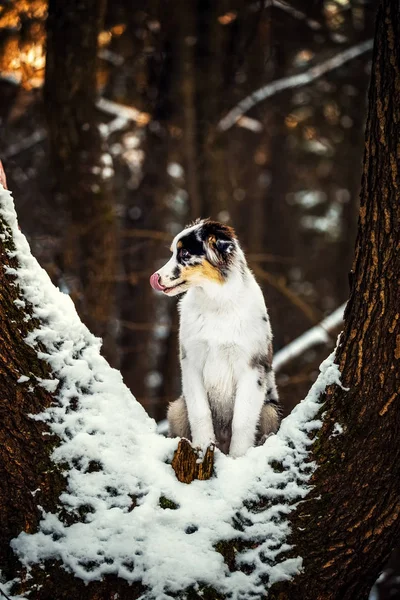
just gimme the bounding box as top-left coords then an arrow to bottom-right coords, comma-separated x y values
0,0 -> 399,598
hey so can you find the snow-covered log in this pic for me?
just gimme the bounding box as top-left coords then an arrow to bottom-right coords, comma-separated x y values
1,1 -> 400,598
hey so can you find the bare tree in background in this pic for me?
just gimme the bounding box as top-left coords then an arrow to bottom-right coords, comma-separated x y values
44,0 -> 117,360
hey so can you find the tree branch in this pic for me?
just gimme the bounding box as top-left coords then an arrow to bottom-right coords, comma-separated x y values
273,303 -> 345,370
96,97 -> 150,126
218,39 -> 373,132
266,0 -> 322,30
252,263 -> 320,323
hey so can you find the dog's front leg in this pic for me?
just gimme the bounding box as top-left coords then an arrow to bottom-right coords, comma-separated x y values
229,367 -> 265,458
182,358 -> 215,450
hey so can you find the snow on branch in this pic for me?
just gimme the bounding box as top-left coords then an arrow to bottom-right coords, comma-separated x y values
273,303 -> 345,371
96,97 -> 150,126
267,0 -> 322,30
96,98 -> 151,138
1,98 -> 148,159
3,130 -> 47,159
218,39 -> 373,132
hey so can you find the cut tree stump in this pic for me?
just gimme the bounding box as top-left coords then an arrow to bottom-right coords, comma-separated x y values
171,438 -> 215,483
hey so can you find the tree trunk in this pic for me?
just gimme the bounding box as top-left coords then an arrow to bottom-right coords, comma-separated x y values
44,0 -> 117,362
0,163 -> 64,582
0,0 -> 399,598
269,1 -> 400,597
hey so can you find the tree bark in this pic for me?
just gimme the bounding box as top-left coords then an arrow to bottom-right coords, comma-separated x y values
1,0 -> 400,598
0,164 -> 64,582
44,0 -> 117,361
269,1 -> 400,597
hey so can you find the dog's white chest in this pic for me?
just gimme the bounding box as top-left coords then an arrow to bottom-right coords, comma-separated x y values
203,343 -> 239,400
180,297 -> 254,411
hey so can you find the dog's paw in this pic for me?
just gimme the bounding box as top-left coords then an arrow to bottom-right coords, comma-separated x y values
229,441 -> 251,458
192,437 -> 216,457
194,440 -> 216,453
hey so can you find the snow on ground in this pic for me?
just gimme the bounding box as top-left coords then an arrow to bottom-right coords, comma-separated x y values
0,184 -> 345,599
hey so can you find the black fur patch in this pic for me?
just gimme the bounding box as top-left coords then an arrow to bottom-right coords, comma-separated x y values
198,221 -> 235,243
171,265 -> 181,280
199,221 -> 237,272
177,221 -> 237,278
265,388 -> 279,406
250,353 -> 272,373
251,352 -> 272,390
178,231 -> 205,262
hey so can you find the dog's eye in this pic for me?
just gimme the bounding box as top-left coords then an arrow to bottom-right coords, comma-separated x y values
181,249 -> 191,260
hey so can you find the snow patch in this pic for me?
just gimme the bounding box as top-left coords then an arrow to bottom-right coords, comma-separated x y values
14,298 -> 26,308
0,572 -> 25,600
36,377 -> 59,393
0,184 -> 344,598
331,422 -> 343,437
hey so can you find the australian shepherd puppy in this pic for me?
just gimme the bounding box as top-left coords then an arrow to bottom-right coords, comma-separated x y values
150,219 -> 280,457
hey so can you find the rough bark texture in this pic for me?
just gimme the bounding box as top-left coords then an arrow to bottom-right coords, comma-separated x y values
44,0 -> 117,361
268,1 -> 400,597
0,172 -> 64,582
172,439 -> 215,484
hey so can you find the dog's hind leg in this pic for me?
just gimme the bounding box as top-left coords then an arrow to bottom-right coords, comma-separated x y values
257,402 -> 280,445
167,396 -> 191,440
258,367 -> 281,443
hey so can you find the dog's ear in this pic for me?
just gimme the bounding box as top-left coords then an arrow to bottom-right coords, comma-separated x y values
216,239 -> 234,254
200,221 -> 236,265
205,234 -> 235,266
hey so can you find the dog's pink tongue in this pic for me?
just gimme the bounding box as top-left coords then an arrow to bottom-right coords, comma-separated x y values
150,272 -> 166,291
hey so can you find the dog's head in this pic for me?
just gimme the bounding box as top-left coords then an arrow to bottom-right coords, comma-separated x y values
150,219 -> 238,296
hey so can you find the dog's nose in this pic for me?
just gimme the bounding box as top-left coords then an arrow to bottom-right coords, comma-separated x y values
150,272 -> 166,292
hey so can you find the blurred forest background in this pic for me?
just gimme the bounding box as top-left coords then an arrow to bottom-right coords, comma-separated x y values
0,0 -> 377,423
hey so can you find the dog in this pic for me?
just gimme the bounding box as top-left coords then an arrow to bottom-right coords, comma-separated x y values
150,219 -> 280,457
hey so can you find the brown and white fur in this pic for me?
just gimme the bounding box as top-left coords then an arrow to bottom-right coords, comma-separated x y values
150,220 -> 280,457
